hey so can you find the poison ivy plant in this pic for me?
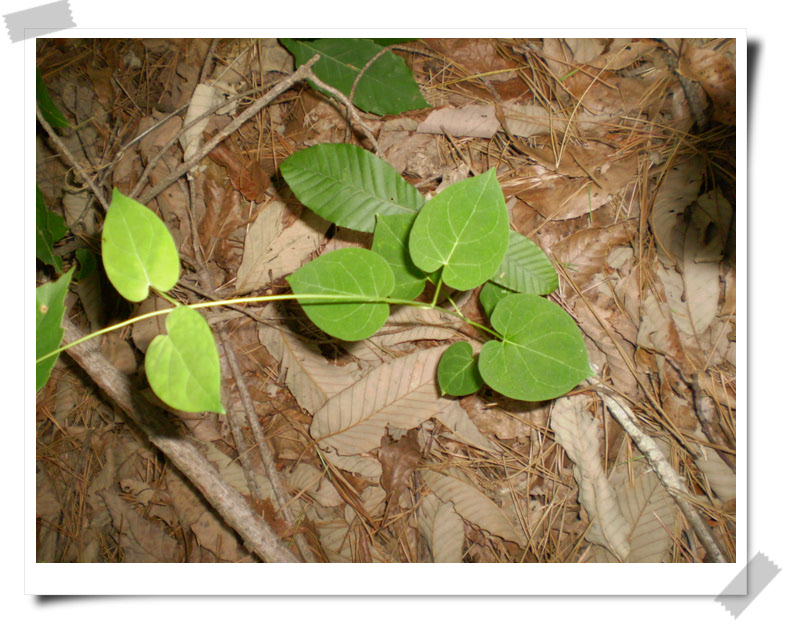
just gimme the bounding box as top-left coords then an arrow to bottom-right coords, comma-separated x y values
280,38 -> 429,116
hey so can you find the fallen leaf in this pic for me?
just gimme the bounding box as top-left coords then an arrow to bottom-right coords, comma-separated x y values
207,135 -> 270,203
378,429 -> 421,507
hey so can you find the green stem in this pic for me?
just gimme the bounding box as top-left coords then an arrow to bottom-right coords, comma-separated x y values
39,292 -> 499,365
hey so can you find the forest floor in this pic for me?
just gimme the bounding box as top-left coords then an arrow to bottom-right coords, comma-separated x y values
35,37 -> 736,564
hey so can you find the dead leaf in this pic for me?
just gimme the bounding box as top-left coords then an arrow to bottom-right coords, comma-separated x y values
417,104 -> 500,138
207,136 -> 270,203
679,44 -> 735,125
378,429 -> 421,507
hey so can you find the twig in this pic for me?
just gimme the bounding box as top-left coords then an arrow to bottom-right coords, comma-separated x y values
36,104 -> 110,213
137,54 -> 321,206
61,319 -> 300,563
691,374 -> 736,472
598,391 -> 729,563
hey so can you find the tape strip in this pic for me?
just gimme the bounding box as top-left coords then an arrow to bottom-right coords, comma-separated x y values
715,552 -> 781,618
4,1 -> 75,42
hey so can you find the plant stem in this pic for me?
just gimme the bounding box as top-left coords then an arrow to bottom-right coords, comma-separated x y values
37,291 -> 501,364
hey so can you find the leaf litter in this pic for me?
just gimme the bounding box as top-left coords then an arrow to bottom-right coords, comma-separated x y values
36,37 -> 736,563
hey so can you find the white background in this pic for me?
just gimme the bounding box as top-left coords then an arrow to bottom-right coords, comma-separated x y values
7,2 -> 782,623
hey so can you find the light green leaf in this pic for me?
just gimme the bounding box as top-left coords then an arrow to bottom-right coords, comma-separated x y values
409,168 -> 509,291
479,281 -> 515,318
280,143 -> 424,233
36,267 -> 75,392
145,306 -> 225,414
287,248 -> 395,342
491,230 -> 559,295
479,294 -> 593,401
438,341 -> 483,396
280,38 -> 429,115
101,188 -> 180,302
36,185 -> 67,271
36,68 -> 70,128
372,213 -> 426,300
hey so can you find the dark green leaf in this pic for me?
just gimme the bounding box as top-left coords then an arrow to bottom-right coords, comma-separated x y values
280,38 -> 429,115
36,185 -> 67,271
36,68 -> 70,128
280,143 -> 424,233
491,230 -> 559,295
479,281 -> 516,317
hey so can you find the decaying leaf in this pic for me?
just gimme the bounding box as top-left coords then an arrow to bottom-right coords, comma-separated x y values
378,429 -> 421,507
311,346 -> 453,456
550,395 -> 631,560
418,493 -> 465,563
421,469 -> 525,547
207,135 -> 270,203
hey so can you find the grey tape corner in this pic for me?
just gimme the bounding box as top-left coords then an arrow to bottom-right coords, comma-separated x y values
715,552 -> 781,619
4,0 -> 75,42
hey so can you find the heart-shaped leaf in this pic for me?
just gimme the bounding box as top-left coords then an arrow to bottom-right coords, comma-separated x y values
409,168 -> 509,291
372,213 -> 426,300
491,230 -> 559,295
479,294 -> 593,401
280,143 -> 424,233
438,341 -> 483,396
145,306 -> 225,414
102,188 -> 180,302
36,267 -> 75,392
287,247 -> 395,342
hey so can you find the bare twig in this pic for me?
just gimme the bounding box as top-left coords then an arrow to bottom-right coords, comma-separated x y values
137,54 -> 321,206
61,319 -> 300,563
598,391 -> 729,563
36,104 -> 111,213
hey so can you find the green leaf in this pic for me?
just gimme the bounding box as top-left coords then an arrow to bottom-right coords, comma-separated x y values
36,185 -> 67,271
479,281 -> 516,317
36,68 -> 70,128
101,188 -> 180,302
438,342 -> 483,396
478,294 -> 593,402
287,248 -> 395,342
409,169 -> 509,291
145,306 -> 225,414
280,38 -> 429,115
75,248 -> 98,281
280,143 -> 425,233
372,213 -> 426,300
491,230 -> 559,295
36,267 -> 75,392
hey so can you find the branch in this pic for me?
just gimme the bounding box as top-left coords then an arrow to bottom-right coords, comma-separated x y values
61,319 -> 300,563
598,391 -> 729,563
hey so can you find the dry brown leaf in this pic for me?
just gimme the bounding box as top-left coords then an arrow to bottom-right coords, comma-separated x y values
311,346 -> 453,456
416,103 -> 500,138
678,43 -> 735,125
418,493 -> 465,563
207,136 -> 270,203
421,469 -> 525,547
552,222 -> 633,293
435,401 -> 500,453
98,487 -> 181,563
258,323 -> 365,415
236,200 -> 328,294
550,395 -> 631,561
378,429 -> 421,507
